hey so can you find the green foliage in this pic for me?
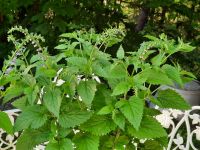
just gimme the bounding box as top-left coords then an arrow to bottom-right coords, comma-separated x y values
46,139 -> 73,150
77,80 -> 97,106
0,111 -> 13,134
117,96 -> 144,130
80,115 -> 117,136
73,133 -> 99,150
43,87 -> 62,117
128,116 -> 167,139
0,27 -> 195,149
155,89 -> 191,110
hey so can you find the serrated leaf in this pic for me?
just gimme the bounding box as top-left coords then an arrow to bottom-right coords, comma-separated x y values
30,54 -> 41,63
77,80 -> 97,106
151,54 -> 164,66
67,57 -> 87,67
176,39 -> 195,52
162,64 -> 183,86
112,81 -> 131,96
3,84 -> 24,103
80,115 -> 116,136
14,106 -> 48,132
0,111 -> 13,134
97,105 -> 114,115
16,129 -> 51,150
156,89 -> 191,110
92,84 -> 116,111
140,68 -> 173,85
43,87 -> 62,117
73,133 -> 99,150
112,111 -> 125,130
119,96 -> 144,130
46,139 -> 73,150
143,108 -> 161,116
36,68 -> 57,78
115,100 -> 127,108
58,109 -> 92,128
117,45 -> 125,59
127,116 -> 167,139
24,86 -> 39,105
108,63 -> 127,79
180,70 -> 196,79
12,96 -> 27,110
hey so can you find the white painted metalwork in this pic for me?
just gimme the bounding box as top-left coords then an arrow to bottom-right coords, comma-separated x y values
156,106 -> 200,150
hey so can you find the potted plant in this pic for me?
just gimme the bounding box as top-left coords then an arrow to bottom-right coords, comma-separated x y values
0,26 -> 195,149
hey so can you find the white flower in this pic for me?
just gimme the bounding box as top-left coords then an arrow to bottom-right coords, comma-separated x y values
56,79 -> 65,86
92,75 -> 101,83
194,126 -> 200,141
189,114 -> 200,124
155,110 -> 173,128
56,68 -> 63,75
139,139 -> 146,143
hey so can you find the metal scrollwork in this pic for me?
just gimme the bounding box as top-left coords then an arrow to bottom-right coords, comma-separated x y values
156,106 -> 200,150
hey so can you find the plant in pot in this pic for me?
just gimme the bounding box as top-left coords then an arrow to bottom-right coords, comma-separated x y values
0,26 -> 195,150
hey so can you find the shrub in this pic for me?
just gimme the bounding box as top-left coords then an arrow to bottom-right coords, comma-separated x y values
0,26 -> 195,149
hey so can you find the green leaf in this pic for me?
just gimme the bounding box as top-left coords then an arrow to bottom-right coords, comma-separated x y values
77,80 -> 97,106
24,86 -> 39,105
112,110 -> 125,130
14,106 -> 48,132
46,139 -> 73,150
67,57 -> 87,68
43,87 -> 62,117
140,68 -> 173,85
36,68 -> 57,78
143,140 -> 164,150
114,136 -> 129,150
162,64 -> 183,86
3,84 -> 24,103
92,84 -> 116,111
151,54 -> 164,66
80,115 -> 116,136
119,96 -> 144,130
73,133 -> 99,150
12,96 -> 27,110
108,63 -> 127,78
143,108 -> 161,116
156,89 -> 191,110
55,44 -> 68,50
176,39 -> 195,52
58,109 -> 92,128
127,116 -> 167,139
112,81 -> 131,96
0,111 -> 13,134
117,45 -> 125,59
16,129 -> 51,150
97,105 -> 114,115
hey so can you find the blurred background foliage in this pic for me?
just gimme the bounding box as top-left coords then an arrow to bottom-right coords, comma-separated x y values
0,0 -> 200,77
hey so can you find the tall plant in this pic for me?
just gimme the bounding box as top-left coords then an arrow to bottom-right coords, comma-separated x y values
0,26 -> 195,149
